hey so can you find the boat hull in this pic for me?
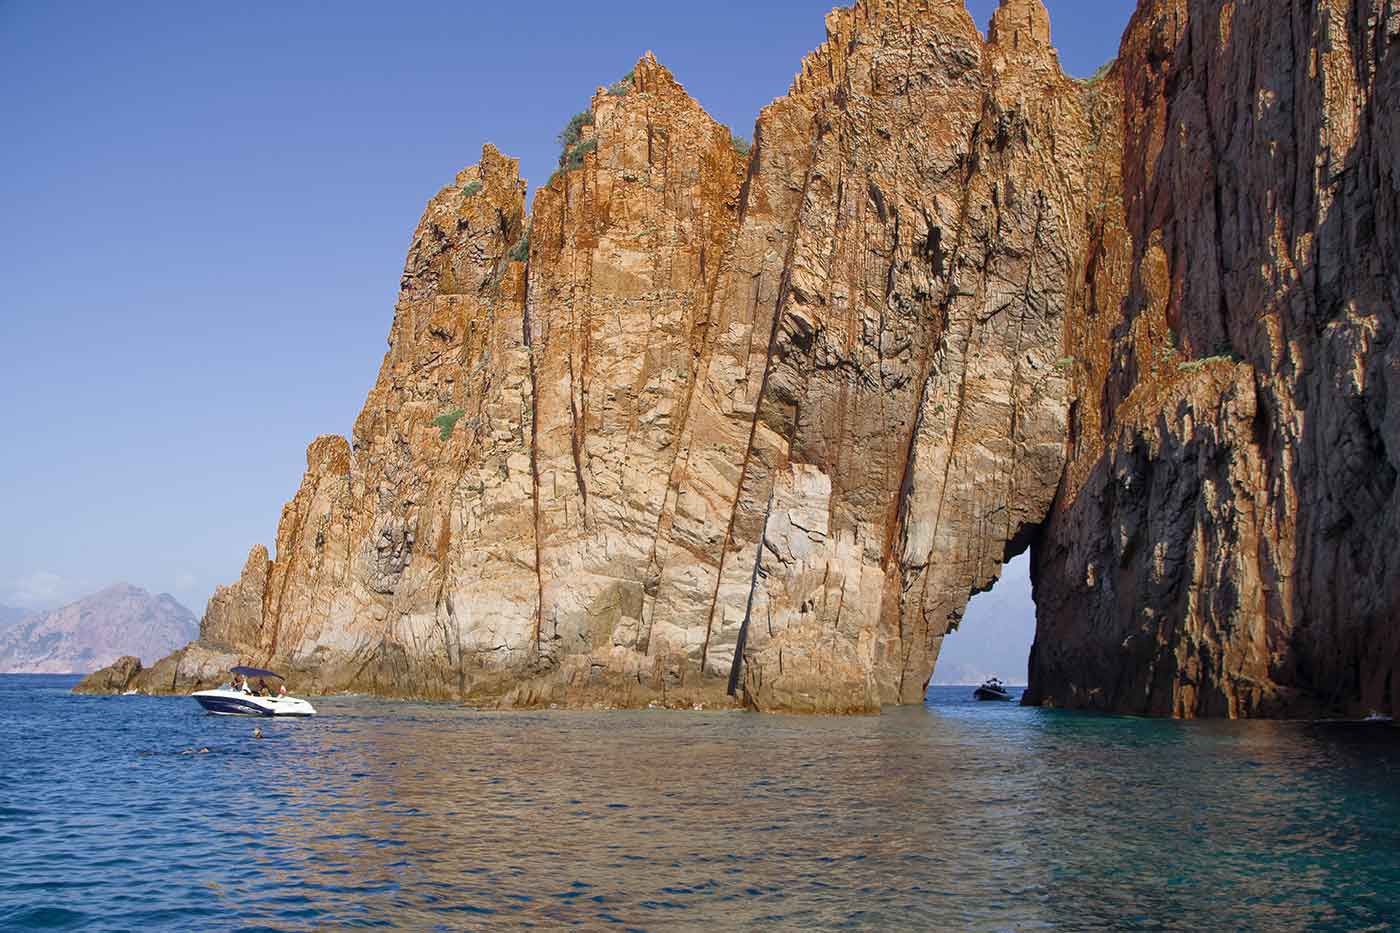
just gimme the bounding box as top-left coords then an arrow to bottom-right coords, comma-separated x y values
191,689 -> 316,717
974,687 -> 1013,702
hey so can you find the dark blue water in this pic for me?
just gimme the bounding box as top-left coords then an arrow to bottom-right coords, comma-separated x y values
2,675 -> 1399,930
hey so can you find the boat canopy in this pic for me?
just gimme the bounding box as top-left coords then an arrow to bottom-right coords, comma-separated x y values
230,665 -> 284,681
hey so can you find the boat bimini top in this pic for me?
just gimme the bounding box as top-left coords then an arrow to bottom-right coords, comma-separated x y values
190,666 -> 317,717
229,665 -> 283,681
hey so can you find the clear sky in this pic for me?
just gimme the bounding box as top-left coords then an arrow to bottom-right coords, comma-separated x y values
1,1 -> 1133,674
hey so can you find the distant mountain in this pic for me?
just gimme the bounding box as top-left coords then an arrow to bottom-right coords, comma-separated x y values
0,604 -> 32,631
0,584 -> 198,674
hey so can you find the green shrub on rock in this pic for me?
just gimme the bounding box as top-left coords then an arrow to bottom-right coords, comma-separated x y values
557,110 -> 595,167
606,70 -> 635,96
564,138 -> 597,170
1178,354 -> 1236,374
433,408 -> 466,441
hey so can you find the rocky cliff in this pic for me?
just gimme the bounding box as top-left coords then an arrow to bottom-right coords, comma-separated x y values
3,584 -> 196,674
83,0 -> 1399,718
1025,0 -> 1400,718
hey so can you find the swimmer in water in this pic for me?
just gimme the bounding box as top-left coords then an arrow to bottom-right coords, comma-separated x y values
253,726 -> 263,739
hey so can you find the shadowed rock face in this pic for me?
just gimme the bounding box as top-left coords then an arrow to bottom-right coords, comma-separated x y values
1025,0 -> 1400,719
84,0 -> 1398,717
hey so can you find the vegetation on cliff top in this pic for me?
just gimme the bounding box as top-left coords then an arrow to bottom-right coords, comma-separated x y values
606,69 -> 634,97
551,70 -> 639,181
556,110 -> 594,166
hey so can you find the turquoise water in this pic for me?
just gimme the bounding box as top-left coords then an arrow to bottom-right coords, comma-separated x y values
2,675 -> 1398,930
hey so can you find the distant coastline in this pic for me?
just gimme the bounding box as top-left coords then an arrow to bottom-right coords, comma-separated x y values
0,585 -> 196,675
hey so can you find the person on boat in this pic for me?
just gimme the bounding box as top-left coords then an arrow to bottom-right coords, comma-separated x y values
257,678 -> 270,697
238,675 -> 252,695
277,683 -> 288,697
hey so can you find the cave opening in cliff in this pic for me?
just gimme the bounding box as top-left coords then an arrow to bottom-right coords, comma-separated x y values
930,552 -> 1036,690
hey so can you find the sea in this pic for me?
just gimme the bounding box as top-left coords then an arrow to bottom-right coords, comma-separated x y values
1,675 -> 1398,931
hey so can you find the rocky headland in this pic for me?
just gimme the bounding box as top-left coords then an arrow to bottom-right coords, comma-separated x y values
79,0 -> 1400,718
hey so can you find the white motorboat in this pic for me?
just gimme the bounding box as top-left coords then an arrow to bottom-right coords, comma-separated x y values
192,666 -> 316,717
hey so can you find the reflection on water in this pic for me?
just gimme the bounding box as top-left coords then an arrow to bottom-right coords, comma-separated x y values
2,677 -> 1399,930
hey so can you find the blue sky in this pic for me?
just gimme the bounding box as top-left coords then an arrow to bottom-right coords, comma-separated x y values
0,1 -> 1133,676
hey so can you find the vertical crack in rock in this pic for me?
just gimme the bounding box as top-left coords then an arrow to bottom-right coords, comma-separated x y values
727,483 -> 777,696
524,244 -> 545,655
565,351 -> 589,515
698,127 -> 823,675
639,138 -> 752,656
887,108 -> 987,699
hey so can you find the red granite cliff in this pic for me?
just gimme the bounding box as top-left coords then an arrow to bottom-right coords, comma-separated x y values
81,0 -> 1400,718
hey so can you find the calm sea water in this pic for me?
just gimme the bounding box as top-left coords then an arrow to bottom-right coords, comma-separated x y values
2,675 -> 1398,931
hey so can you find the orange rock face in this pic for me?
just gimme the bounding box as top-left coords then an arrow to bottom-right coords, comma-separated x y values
92,0 -> 1399,717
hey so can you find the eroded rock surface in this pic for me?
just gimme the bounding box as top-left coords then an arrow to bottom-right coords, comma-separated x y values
73,655 -> 142,693
82,0 -> 1399,717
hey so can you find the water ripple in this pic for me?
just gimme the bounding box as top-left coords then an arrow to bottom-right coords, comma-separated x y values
2,677 -> 1398,930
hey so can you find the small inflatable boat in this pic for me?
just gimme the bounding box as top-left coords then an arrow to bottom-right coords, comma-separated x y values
974,678 -> 1013,701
